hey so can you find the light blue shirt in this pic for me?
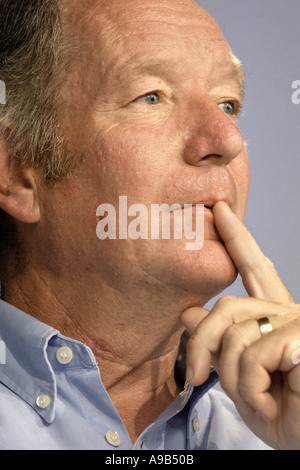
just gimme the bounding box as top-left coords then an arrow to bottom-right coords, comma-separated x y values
0,299 -> 272,450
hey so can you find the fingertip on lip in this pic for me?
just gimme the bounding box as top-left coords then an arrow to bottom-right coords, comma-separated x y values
213,201 -> 231,212
212,201 -> 236,223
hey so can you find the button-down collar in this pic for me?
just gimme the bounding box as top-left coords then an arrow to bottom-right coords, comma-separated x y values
0,299 -> 272,450
0,299 -> 208,426
0,299 -> 98,424
0,300 -> 58,423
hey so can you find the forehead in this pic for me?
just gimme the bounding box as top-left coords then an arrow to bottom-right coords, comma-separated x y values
61,0 -> 229,53
62,0 -> 217,26
60,0 -> 241,90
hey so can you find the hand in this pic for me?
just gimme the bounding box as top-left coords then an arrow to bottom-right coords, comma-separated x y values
181,201 -> 300,450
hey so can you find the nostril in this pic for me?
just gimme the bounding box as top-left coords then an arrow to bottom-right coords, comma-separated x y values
201,154 -> 222,162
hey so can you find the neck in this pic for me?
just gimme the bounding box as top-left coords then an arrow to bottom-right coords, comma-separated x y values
2,266 -> 204,442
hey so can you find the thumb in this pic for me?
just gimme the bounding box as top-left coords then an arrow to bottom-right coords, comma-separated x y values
181,306 -> 210,334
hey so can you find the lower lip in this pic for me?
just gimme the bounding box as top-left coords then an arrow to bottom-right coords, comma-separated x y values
204,206 -> 213,215
183,205 -> 221,241
188,205 -> 214,217
203,207 -> 222,241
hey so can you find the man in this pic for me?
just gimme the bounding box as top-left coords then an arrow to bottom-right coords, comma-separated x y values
0,0 -> 299,450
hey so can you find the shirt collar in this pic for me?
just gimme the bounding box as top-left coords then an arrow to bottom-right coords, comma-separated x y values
0,299 -> 59,423
0,299 -> 219,427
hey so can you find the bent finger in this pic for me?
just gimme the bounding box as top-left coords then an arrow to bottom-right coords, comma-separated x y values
182,296 -> 297,386
238,322 -> 300,420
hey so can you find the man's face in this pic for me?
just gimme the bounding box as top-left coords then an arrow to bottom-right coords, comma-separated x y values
38,0 -> 250,301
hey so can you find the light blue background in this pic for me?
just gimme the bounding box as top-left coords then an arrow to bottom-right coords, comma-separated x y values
197,0 -> 300,306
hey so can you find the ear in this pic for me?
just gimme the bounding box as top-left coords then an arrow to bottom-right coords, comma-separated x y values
0,138 -> 40,224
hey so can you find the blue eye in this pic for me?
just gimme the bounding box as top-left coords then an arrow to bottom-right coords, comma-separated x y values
218,101 -> 235,116
140,92 -> 160,105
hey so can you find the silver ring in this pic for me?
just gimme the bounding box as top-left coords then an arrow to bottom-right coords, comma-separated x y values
257,317 -> 273,337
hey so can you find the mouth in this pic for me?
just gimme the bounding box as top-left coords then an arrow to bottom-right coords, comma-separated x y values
168,201 -> 231,216
188,202 -> 229,213
193,203 -> 226,243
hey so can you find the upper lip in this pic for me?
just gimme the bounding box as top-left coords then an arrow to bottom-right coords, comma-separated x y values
171,165 -> 237,211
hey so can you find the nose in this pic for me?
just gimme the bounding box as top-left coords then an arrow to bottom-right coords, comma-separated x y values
183,96 -> 245,166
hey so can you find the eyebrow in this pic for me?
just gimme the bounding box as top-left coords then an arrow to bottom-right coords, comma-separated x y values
119,58 -> 181,80
117,53 -> 245,96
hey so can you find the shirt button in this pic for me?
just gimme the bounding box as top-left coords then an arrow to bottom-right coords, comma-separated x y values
56,346 -> 73,365
36,394 -> 50,409
192,417 -> 200,433
105,430 -> 122,447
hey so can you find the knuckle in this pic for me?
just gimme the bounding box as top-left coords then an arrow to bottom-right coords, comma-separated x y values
222,323 -> 244,345
215,295 -> 237,309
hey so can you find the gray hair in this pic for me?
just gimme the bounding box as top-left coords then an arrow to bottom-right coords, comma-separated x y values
0,0 -> 71,281
0,0 -> 70,181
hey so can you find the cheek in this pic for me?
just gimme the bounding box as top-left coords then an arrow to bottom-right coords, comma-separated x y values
94,125 -> 174,198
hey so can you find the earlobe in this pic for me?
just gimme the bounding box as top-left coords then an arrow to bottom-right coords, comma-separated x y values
0,139 -> 40,224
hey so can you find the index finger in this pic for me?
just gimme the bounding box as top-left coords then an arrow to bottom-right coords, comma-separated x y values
213,201 -> 293,303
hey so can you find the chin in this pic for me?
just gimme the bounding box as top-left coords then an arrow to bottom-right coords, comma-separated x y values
179,239 -> 238,295
190,240 -> 238,298
137,238 -> 238,299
